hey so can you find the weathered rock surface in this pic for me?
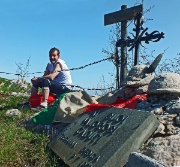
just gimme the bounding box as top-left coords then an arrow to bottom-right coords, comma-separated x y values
114,71 -> 180,167
136,94 -> 180,114
125,152 -> 166,167
148,73 -> 180,94
133,72 -> 180,167
139,135 -> 180,167
6,109 -> 21,118
121,65 -> 155,87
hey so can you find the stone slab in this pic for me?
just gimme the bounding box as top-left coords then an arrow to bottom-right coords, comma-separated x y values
48,107 -> 159,167
125,152 -> 166,167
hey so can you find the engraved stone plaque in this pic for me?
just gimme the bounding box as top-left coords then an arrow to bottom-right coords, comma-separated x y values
48,107 -> 159,167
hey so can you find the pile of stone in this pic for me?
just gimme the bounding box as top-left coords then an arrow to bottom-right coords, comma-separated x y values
115,64 -> 154,99
136,72 -> 180,167
137,72 -> 180,114
115,63 -> 180,166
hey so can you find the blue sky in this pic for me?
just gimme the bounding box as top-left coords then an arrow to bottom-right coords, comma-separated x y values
0,0 -> 179,92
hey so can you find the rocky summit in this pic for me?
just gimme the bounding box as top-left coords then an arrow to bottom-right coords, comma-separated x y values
115,70 -> 180,167
2,68 -> 180,167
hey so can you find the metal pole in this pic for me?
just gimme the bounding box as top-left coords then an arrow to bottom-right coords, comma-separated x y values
134,12 -> 142,66
120,5 -> 128,85
115,47 -> 120,89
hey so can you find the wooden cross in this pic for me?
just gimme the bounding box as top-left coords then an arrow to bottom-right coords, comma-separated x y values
104,5 -> 164,89
104,5 -> 143,88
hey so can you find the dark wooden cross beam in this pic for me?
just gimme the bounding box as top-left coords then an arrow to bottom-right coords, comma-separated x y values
104,5 -> 143,25
104,5 -> 143,88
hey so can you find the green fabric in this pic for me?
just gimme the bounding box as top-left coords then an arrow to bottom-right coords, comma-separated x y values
32,93 -> 67,125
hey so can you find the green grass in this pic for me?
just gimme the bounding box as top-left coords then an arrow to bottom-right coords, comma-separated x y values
0,78 -> 60,167
0,78 -> 27,93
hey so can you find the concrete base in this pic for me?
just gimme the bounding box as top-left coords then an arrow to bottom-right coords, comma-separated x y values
125,152 -> 166,167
